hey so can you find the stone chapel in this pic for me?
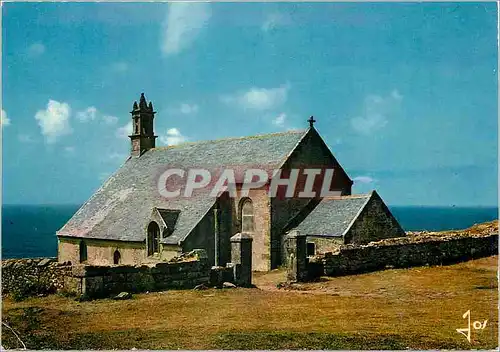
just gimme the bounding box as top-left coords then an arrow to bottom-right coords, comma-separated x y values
57,94 -> 404,271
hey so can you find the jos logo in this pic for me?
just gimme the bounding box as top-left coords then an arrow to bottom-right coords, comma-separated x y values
456,310 -> 488,343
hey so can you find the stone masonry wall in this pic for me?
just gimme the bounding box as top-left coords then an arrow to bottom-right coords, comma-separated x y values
243,188 -> 271,271
2,251 -> 210,299
2,243 -> 254,300
58,237 -> 145,266
345,192 -> 405,245
160,244 -> 183,262
2,257 -> 73,296
226,187 -> 271,272
71,252 -> 211,298
307,236 -> 344,255
322,233 -> 498,277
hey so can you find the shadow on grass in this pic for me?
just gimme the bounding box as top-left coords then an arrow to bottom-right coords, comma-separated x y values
212,331 -> 470,350
0,313 -> 482,351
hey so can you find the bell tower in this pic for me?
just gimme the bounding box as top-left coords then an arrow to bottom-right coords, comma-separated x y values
129,93 -> 157,157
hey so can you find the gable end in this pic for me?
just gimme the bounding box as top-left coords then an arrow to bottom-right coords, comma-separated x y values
344,191 -> 405,244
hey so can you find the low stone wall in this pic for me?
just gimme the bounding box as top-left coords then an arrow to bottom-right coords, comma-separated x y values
1,257 -> 73,296
284,224 -> 499,281
1,253 -> 220,300
68,234 -> 254,298
321,233 -> 498,277
2,235 -> 255,300
1,252 -> 211,299
70,253 -> 211,298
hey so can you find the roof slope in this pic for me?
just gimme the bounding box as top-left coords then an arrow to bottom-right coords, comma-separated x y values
292,194 -> 372,237
57,130 -> 307,244
150,129 -> 307,168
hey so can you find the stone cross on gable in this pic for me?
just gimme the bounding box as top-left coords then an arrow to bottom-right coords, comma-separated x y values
308,116 -> 316,127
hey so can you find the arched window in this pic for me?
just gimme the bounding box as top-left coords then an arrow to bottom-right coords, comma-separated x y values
113,250 -> 121,265
241,198 -> 254,233
79,241 -> 87,263
147,222 -> 160,256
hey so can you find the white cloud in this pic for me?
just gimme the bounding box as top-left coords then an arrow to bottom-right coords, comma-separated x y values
261,13 -> 290,32
18,134 -> 34,143
272,113 -> 286,127
267,112 -> 300,131
353,176 -> 376,184
35,100 -> 72,144
27,42 -> 45,57
76,106 -> 98,122
391,89 -> 403,100
168,103 -> 199,115
1,109 -> 11,128
64,146 -> 75,154
351,114 -> 388,135
179,103 -> 199,115
116,121 -> 133,139
111,62 -> 128,73
103,115 -> 118,125
351,90 -> 403,135
77,107 -> 118,125
161,2 -> 211,56
159,128 -> 187,146
221,83 -> 290,111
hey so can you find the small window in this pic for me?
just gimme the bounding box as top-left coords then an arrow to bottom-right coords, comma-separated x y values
113,250 -> 121,265
79,241 -> 87,263
307,242 -> 316,256
241,199 -> 254,233
147,221 -> 161,256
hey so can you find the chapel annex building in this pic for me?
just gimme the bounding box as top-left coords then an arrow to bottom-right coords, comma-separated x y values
57,94 -> 404,271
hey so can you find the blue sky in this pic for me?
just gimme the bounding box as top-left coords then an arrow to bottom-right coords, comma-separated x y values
2,2 -> 498,206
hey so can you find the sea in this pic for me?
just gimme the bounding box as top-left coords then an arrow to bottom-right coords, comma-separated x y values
1,204 -> 498,259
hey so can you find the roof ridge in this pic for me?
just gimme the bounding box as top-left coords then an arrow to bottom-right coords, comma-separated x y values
151,129 -> 307,150
322,193 -> 371,200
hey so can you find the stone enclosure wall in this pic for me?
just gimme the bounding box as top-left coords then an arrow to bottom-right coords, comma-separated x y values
322,233 -> 498,277
1,256 -> 208,299
2,233 -> 253,300
70,251 -> 210,298
285,228 -> 498,281
1,257 -> 73,296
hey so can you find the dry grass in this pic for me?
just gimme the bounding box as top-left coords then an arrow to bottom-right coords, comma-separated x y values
407,219 -> 498,237
2,256 -> 498,350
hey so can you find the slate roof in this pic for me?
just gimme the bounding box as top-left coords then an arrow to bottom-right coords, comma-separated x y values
57,129 -> 308,244
292,193 -> 372,237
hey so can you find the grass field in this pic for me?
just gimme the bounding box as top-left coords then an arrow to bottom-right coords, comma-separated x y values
2,255 -> 498,350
